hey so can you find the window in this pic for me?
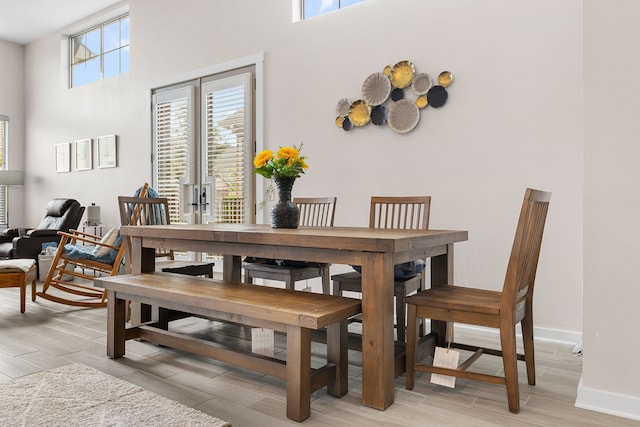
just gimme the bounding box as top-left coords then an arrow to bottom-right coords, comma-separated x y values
70,14 -> 129,87
152,67 -> 256,227
302,0 -> 367,19
0,116 -> 8,225
202,75 -> 253,224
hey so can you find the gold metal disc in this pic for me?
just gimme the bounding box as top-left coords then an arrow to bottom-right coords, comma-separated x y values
347,100 -> 371,127
390,60 -> 416,89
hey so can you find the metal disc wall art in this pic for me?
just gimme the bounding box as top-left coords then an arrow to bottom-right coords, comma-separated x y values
361,72 -> 391,106
388,99 -> 420,134
335,61 -> 453,134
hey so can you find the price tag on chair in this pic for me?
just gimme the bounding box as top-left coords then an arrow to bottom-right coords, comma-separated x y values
251,328 -> 274,357
431,346 -> 460,388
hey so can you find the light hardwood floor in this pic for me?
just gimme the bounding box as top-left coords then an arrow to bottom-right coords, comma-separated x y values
0,282 -> 637,427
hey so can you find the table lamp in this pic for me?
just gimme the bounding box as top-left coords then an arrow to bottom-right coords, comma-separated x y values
0,170 -> 24,228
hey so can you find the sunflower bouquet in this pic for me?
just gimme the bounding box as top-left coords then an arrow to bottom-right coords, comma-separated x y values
253,144 -> 308,179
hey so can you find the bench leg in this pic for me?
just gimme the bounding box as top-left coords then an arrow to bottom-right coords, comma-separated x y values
327,319 -> 349,397
286,325 -> 311,422
107,292 -> 127,358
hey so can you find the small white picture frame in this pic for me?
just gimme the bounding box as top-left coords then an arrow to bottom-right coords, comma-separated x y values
97,134 -> 117,168
55,143 -> 71,173
75,138 -> 92,171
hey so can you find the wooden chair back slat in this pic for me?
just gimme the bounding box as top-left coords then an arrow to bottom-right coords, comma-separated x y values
294,197 -> 337,227
369,196 -> 431,230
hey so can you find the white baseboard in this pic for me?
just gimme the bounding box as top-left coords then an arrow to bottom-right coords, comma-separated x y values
530,325 -> 582,345
455,324 -> 582,345
575,377 -> 640,421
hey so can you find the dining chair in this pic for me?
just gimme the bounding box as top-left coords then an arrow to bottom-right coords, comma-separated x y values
118,196 -> 215,277
331,196 -> 431,341
405,188 -> 551,414
243,197 -> 336,294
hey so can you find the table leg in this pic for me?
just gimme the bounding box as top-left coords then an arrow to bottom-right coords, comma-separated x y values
129,237 -> 156,325
430,243 -> 454,345
223,255 -> 242,282
360,252 -> 395,410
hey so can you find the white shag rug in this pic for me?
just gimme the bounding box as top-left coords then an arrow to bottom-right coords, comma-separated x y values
0,363 -> 232,427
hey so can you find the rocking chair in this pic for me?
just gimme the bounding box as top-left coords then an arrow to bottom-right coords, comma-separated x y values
35,228 -> 125,308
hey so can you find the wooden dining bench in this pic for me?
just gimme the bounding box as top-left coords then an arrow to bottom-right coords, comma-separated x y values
95,272 -> 361,422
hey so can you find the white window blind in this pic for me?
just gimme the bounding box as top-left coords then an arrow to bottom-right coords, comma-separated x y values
152,87 -> 193,225
0,116 -> 8,225
202,73 -> 253,224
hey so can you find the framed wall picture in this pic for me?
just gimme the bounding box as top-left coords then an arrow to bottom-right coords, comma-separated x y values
55,143 -> 71,173
75,138 -> 92,170
97,134 -> 117,168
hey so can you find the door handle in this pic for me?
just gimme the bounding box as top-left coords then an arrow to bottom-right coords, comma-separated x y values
191,186 -> 199,211
201,187 -> 209,208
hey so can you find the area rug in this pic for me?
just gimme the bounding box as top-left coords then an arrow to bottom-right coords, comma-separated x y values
0,363 -> 232,427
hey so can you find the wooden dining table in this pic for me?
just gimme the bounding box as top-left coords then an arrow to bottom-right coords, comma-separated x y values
120,223 -> 468,410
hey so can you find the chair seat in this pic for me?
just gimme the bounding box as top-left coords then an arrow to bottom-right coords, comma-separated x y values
329,271 -> 361,289
407,286 -> 502,316
331,271 -> 422,294
332,270 -> 424,342
159,260 -> 215,277
243,262 -> 325,282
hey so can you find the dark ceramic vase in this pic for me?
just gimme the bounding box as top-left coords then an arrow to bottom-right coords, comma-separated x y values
270,176 -> 299,228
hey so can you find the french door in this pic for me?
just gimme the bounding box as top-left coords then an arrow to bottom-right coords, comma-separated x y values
152,66 -> 256,260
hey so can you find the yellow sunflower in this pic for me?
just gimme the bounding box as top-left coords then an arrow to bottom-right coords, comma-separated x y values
277,146 -> 299,160
253,149 -> 273,168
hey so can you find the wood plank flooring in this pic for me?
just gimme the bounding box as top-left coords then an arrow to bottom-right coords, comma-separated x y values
0,282 -> 637,427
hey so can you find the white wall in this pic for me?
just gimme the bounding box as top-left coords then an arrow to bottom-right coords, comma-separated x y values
579,0 -> 640,420
0,39 -> 25,223
20,0 -> 583,341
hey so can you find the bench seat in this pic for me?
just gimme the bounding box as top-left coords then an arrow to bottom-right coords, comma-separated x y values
95,272 -> 361,422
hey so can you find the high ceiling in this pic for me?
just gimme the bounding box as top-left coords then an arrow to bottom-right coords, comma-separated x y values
0,0 -> 121,45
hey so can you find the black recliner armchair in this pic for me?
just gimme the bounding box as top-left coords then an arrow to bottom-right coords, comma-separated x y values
0,198 -> 85,262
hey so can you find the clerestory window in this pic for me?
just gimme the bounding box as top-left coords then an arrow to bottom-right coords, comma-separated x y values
302,0 -> 367,19
70,14 -> 129,88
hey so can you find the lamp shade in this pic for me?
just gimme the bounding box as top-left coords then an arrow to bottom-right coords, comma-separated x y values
0,170 -> 24,186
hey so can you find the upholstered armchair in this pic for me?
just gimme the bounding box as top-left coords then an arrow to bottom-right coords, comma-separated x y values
0,198 -> 85,263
